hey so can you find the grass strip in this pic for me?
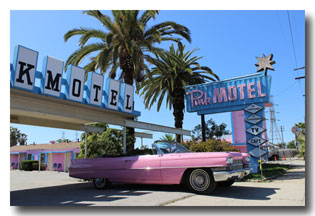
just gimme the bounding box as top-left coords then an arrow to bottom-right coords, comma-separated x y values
244,164 -> 291,181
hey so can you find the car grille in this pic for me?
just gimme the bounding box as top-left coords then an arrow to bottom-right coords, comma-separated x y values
226,159 -> 244,171
233,159 -> 243,166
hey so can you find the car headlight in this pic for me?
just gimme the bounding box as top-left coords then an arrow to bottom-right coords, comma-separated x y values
226,157 -> 233,165
245,156 -> 250,163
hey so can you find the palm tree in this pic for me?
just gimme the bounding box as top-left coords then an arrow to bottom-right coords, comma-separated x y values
139,43 -> 220,142
64,10 -> 191,153
18,133 -> 28,146
160,134 -> 176,142
64,10 -> 191,85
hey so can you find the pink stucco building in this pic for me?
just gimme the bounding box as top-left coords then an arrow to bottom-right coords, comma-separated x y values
10,142 -> 80,172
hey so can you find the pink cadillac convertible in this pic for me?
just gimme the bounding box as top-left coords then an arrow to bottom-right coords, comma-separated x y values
69,141 -> 250,194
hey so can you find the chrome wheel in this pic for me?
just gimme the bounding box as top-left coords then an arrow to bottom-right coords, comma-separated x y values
187,169 -> 216,194
93,178 -> 107,189
189,169 -> 210,192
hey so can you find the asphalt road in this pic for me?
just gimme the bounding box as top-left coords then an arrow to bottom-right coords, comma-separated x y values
10,159 -> 305,206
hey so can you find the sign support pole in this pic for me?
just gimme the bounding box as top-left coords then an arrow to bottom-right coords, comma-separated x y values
38,153 -> 41,172
201,114 -> 206,141
123,126 -> 127,154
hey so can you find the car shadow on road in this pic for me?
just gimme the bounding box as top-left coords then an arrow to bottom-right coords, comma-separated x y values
11,181 -> 281,206
11,182 -> 150,206
211,185 -> 279,200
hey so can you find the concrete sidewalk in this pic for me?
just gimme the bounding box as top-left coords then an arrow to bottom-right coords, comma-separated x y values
166,159 -> 305,206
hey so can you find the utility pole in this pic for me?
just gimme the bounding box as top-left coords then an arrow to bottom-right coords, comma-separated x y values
294,66 -> 305,97
62,131 -> 65,140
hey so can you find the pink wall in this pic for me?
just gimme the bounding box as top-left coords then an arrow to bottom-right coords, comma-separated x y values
52,153 -> 66,171
232,110 -> 247,153
10,155 -> 19,168
232,110 -> 246,144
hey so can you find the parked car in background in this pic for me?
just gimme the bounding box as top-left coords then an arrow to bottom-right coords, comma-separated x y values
69,140 -> 250,194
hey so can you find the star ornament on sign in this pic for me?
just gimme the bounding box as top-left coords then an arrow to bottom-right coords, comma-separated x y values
255,54 -> 276,76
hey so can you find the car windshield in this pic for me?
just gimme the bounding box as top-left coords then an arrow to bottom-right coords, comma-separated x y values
154,141 -> 190,154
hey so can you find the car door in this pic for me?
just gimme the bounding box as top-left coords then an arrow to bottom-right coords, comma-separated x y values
160,153 -> 186,184
121,154 -> 162,184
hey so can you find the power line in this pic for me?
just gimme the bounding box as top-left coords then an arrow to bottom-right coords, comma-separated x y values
274,80 -> 298,97
287,10 -> 304,97
287,11 -> 298,68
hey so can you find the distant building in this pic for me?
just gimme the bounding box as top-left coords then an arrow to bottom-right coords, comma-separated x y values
10,142 -> 80,172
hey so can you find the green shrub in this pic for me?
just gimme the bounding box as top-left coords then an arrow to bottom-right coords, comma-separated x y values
32,162 -> 46,170
21,160 -> 38,171
127,147 -> 153,156
182,139 -> 239,152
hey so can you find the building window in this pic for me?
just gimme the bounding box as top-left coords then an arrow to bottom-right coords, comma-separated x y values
27,154 -> 32,160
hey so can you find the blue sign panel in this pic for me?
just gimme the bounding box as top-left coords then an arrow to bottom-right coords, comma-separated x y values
185,73 -> 271,115
10,45 -> 141,117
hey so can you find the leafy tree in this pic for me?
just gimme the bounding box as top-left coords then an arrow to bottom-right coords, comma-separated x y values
182,139 -> 239,153
287,140 -> 296,149
139,43 -> 219,142
64,10 -> 191,151
80,123 -> 108,141
78,128 -> 123,158
192,119 -> 230,140
160,134 -> 176,142
295,122 -> 305,135
298,135 -> 305,159
10,126 -> 27,146
10,127 -> 20,146
79,123 -> 136,156
56,138 -> 72,143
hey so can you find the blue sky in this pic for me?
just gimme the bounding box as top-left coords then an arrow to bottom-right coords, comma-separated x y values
10,10 -> 305,147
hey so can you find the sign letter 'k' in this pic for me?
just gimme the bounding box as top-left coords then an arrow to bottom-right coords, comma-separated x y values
16,61 -> 35,85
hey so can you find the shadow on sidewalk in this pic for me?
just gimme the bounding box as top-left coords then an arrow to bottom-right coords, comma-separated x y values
11,182 -> 150,206
210,185 -> 279,200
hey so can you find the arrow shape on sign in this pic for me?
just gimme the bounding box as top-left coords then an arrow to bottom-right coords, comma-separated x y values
248,148 -> 267,158
247,136 -> 267,146
245,104 -> 263,114
246,114 -> 264,124
247,125 -> 266,136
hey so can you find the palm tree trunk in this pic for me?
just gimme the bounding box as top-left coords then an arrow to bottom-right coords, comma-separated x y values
171,85 -> 185,143
120,53 -> 135,153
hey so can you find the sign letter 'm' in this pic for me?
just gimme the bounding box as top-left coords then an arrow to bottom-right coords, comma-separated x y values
45,70 -> 61,91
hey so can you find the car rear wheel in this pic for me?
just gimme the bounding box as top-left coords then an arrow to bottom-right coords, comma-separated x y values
187,169 -> 216,194
92,178 -> 111,189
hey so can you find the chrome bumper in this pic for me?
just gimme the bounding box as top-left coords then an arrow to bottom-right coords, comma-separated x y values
213,169 -> 250,182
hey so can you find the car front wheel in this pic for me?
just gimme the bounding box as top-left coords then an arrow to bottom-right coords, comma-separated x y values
92,178 -> 111,189
187,169 -> 216,194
